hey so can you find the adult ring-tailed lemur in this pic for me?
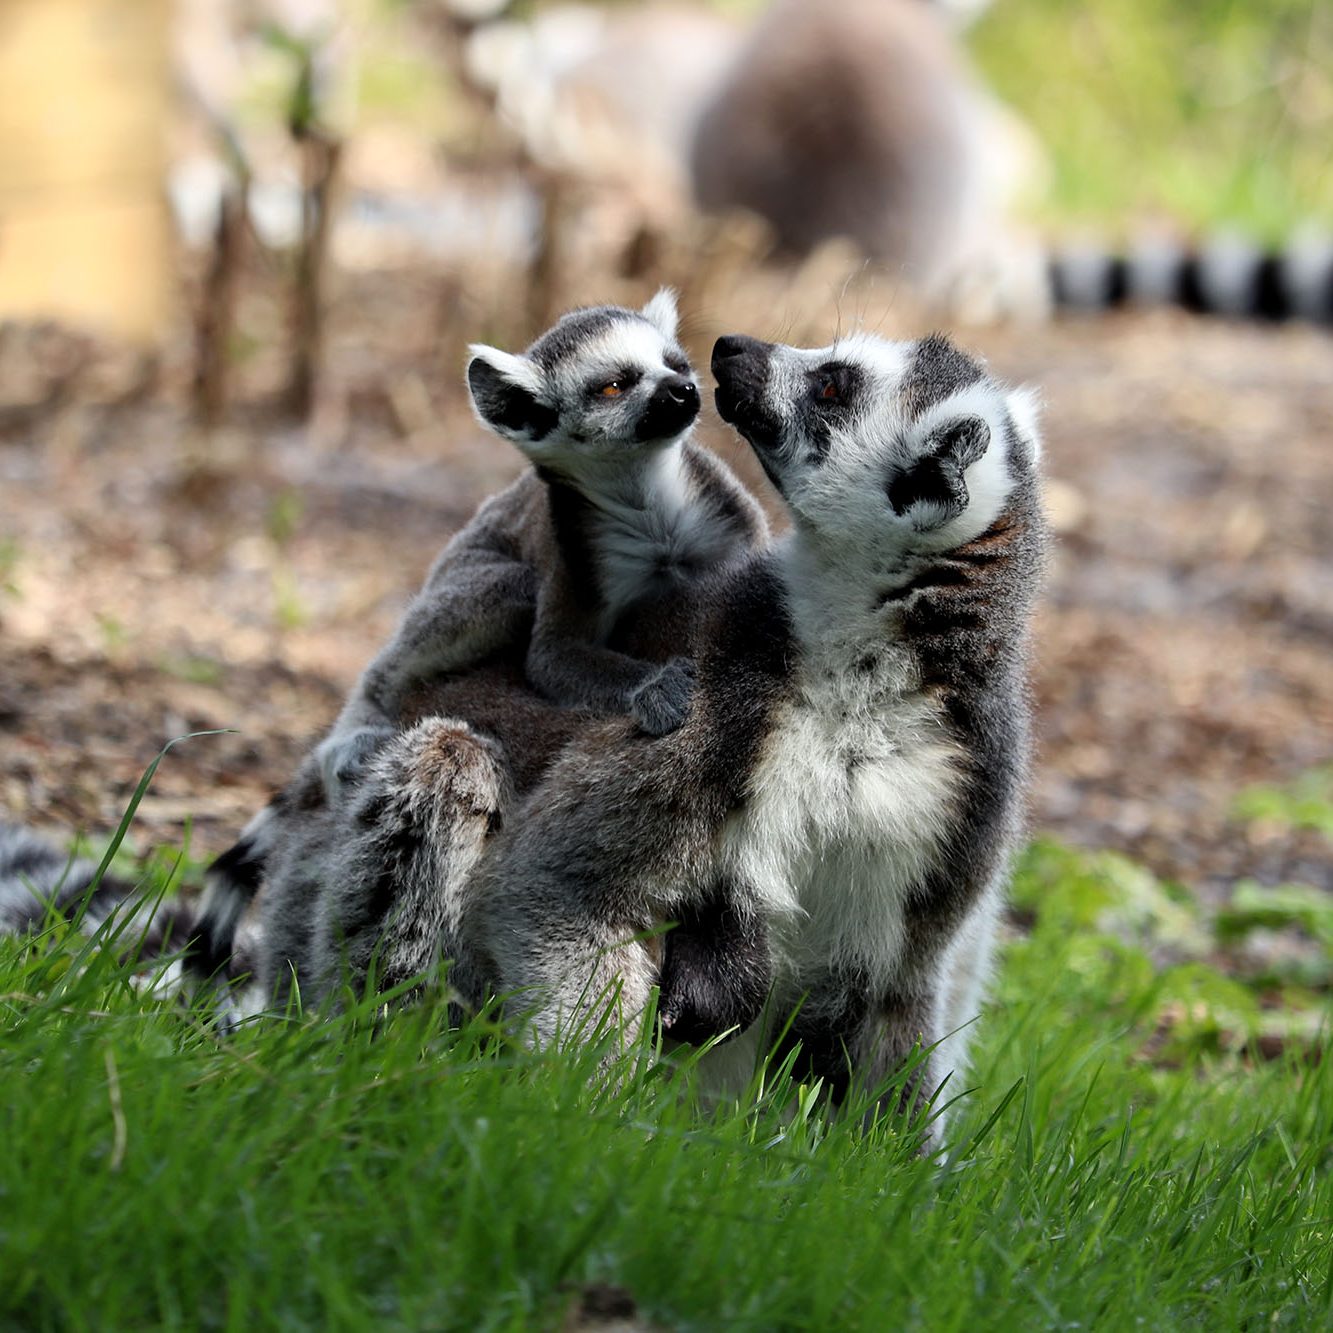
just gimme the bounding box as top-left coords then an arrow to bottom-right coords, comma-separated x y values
412,328 -> 1047,1136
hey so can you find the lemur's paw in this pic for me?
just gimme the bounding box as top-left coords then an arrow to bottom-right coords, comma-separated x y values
630,657 -> 697,736
888,415 -> 991,530
316,726 -> 395,804
658,915 -> 769,1046
657,966 -> 763,1047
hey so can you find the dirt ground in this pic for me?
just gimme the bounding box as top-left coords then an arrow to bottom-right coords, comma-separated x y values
1,280 -> 1329,903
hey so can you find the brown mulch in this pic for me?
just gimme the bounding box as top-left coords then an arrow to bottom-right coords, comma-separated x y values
1,286 -> 1329,901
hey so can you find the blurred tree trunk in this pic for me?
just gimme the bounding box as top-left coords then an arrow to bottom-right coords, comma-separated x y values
0,0 -> 172,341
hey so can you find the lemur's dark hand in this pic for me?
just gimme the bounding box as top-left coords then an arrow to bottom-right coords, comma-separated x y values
630,657 -> 697,736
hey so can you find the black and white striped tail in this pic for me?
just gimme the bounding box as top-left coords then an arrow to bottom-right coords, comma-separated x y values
0,822 -> 192,960
182,801 -> 276,985
1050,232 -> 1333,325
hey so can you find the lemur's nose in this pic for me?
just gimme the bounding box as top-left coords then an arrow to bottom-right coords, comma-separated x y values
659,374 -> 698,406
711,334 -> 772,372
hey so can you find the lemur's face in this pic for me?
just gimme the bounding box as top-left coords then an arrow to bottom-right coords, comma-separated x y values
466,290 -> 700,476
712,331 -> 1040,550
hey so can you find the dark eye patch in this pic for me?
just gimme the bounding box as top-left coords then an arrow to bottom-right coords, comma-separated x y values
664,351 -> 691,376
809,362 -> 859,404
801,362 -> 862,460
586,368 -> 642,400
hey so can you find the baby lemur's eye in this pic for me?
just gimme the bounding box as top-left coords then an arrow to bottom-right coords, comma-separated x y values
590,369 -> 640,400
817,377 -> 839,402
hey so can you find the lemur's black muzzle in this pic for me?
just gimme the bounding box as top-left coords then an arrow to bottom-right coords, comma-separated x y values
635,373 -> 700,441
712,335 -> 782,454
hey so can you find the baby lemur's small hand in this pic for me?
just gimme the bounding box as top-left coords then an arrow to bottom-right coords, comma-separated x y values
629,657 -> 697,736
315,725 -> 396,805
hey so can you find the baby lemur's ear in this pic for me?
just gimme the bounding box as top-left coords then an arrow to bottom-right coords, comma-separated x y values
640,288 -> 679,341
466,345 -> 558,442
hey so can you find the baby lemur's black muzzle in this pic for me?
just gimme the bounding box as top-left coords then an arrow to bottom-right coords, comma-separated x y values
635,373 -> 700,442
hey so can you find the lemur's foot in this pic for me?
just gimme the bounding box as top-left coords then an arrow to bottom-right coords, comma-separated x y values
658,902 -> 770,1045
630,657 -> 697,737
316,725 -> 395,804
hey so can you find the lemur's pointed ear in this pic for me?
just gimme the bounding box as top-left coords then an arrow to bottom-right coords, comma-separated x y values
466,345 -> 557,442
640,288 -> 679,340
888,415 -> 990,525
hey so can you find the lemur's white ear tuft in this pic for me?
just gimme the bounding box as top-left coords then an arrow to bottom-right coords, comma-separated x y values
466,344 -> 554,442
1006,385 -> 1043,459
640,288 -> 680,340
466,344 -> 545,398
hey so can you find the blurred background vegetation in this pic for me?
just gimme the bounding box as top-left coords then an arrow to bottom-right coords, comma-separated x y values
327,0 -> 1333,236
970,0 -> 1331,236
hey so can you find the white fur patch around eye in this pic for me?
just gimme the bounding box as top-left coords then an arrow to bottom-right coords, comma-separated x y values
640,288 -> 680,340
790,334 -> 912,391
563,320 -> 680,390
832,334 -> 912,387
466,344 -> 546,399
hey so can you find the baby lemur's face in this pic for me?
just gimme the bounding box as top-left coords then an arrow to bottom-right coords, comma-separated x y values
712,330 -> 1041,552
467,291 -> 700,478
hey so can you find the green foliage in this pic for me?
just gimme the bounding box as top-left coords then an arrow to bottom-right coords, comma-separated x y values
95,613 -> 130,654
971,0 -> 1332,236
271,567 -> 310,632
1234,767 -> 1333,839
159,654 -> 225,687
263,490 -> 310,630
1218,882 -> 1333,951
265,489 -> 305,548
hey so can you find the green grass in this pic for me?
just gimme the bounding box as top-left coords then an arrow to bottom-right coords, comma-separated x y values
2,813 -> 1329,1330
971,0 -> 1332,237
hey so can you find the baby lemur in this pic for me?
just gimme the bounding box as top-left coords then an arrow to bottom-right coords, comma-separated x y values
197,293 -> 769,1006
444,329 -> 1045,1134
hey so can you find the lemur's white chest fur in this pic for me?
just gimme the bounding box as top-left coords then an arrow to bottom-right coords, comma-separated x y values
586,447 -> 733,639
720,555 -> 964,988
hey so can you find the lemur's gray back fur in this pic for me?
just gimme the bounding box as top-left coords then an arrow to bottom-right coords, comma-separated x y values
227,299 -> 767,1008
417,330 -> 1047,1134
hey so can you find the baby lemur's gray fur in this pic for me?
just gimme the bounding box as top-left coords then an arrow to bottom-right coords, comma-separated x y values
220,295 -> 768,1007
419,328 -> 1046,1133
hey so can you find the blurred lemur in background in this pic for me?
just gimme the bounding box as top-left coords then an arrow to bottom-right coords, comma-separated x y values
463,0 -> 1331,324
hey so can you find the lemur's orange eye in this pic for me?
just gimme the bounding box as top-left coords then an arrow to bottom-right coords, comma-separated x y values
818,377 -> 839,401
599,381 -> 624,398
